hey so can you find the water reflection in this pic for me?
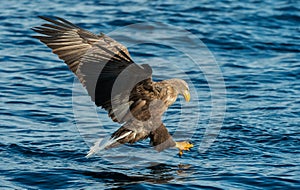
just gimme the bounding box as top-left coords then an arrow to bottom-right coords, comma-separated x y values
81,163 -> 193,187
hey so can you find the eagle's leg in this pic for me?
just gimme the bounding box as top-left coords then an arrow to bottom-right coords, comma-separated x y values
150,124 -> 193,156
150,123 -> 176,151
175,141 -> 193,157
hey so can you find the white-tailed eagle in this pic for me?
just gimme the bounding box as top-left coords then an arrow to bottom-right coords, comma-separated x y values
32,16 -> 193,157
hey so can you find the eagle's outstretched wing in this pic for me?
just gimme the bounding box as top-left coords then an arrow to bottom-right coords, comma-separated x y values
32,16 -> 152,123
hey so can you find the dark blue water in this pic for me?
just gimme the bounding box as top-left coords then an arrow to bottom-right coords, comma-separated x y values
1,0 -> 299,189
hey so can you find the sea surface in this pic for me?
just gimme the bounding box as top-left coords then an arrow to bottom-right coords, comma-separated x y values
1,0 -> 299,189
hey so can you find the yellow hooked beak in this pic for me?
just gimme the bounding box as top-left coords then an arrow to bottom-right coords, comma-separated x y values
183,90 -> 190,102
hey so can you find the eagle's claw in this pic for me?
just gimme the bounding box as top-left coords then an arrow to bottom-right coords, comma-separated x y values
175,141 -> 193,157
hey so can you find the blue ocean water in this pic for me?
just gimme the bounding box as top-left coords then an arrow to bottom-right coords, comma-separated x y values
1,0 -> 299,189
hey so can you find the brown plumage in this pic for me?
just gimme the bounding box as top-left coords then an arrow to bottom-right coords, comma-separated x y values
32,16 -> 193,157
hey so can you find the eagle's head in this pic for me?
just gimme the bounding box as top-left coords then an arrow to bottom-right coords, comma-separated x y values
166,79 -> 190,102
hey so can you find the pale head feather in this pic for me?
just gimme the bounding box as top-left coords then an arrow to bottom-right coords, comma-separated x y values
165,79 -> 190,101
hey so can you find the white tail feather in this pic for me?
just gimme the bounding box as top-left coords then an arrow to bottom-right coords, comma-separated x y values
85,131 -> 132,158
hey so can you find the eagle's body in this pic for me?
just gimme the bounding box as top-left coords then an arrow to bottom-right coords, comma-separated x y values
32,16 -> 193,157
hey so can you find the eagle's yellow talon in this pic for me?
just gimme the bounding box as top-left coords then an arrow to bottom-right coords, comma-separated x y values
178,150 -> 183,157
175,141 -> 193,156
